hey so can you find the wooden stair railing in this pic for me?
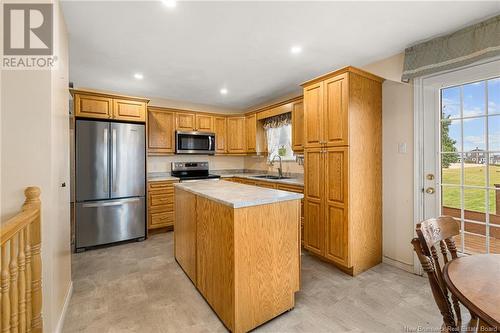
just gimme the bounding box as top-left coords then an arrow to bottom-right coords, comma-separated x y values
0,187 -> 42,333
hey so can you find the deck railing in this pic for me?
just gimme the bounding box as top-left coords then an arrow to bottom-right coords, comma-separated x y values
0,187 -> 42,333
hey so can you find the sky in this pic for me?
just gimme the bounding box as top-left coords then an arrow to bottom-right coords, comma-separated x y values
442,77 -> 500,153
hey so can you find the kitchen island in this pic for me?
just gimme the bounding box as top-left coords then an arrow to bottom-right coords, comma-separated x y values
174,180 -> 303,333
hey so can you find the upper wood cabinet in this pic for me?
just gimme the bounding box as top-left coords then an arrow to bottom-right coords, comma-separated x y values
227,117 -> 246,154
71,89 -> 149,122
245,114 -> 257,153
291,100 -> 304,152
74,93 -> 113,119
113,98 -> 147,122
301,66 -> 383,276
214,117 -> 227,153
195,114 -> 214,132
303,82 -> 324,148
303,71 -> 350,147
147,107 -> 175,155
176,112 -> 196,131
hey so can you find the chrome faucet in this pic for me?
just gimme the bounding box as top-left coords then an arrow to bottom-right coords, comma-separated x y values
270,155 -> 283,178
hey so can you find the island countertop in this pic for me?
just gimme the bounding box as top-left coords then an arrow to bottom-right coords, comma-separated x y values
173,179 -> 303,208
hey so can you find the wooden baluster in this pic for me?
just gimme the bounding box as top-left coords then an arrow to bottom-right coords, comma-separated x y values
10,235 -> 19,333
17,229 -> 26,333
22,188 -> 41,333
1,243 -> 10,333
23,231 -> 31,333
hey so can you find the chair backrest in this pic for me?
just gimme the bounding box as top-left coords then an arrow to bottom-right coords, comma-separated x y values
412,216 -> 461,330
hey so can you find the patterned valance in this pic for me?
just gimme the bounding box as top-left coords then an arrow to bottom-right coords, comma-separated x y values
262,112 -> 291,129
402,15 -> 500,82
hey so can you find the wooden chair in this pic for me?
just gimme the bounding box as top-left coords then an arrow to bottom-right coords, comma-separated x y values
412,216 -> 478,332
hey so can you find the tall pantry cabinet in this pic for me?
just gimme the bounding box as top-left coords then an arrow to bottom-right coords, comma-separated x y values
301,66 -> 383,276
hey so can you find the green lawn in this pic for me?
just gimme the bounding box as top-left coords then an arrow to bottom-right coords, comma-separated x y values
442,164 -> 500,213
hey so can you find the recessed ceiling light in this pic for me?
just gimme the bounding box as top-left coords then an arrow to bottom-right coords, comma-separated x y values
162,0 -> 177,8
291,45 -> 302,54
220,88 -> 228,95
134,73 -> 144,80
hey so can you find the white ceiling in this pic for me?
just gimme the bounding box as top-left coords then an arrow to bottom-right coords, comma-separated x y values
61,1 -> 499,111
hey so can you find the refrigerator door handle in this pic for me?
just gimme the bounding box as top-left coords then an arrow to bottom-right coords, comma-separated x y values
82,198 -> 140,208
112,128 -> 117,193
103,127 -> 109,193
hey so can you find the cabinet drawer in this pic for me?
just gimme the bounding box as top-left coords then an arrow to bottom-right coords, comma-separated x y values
148,181 -> 175,190
255,181 -> 277,189
277,184 -> 303,193
149,193 -> 174,207
149,203 -> 174,214
150,211 -> 174,228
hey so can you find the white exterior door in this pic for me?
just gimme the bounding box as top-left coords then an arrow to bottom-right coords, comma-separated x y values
416,58 -> 500,261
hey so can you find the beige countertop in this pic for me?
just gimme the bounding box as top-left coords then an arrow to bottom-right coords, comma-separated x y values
174,179 -> 303,208
147,172 -> 179,182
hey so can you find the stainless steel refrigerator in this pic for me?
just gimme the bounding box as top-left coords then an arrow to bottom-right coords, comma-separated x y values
75,119 -> 146,251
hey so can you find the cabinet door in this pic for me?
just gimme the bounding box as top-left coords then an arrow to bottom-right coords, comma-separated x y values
227,117 -> 246,153
303,82 -> 324,148
196,114 -> 214,132
324,73 -> 349,146
147,109 -> 175,155
176,112 -> 196,131
324,147 -> 349,266
74,93 -> 112,119
214,117 -> 227,153
303,148 -> 324,255
291,100 -> 304,151
245,114 -> 257,153
113,99 -> 146,122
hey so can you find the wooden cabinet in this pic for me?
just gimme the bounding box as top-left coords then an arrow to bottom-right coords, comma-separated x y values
291,100 -> 304,152
176,112 -> 196,131
113,98 -> 147,122
276,184 -> 305,247
301,66 -> 383,276
227,117 -> 246,154
303,82 -> 324,148
195,114 -> 214,132
71,89 -> 149,122
214,117 -> 227,153
147,180 -> 177,230
245,114 -> 257,153
147,107 -> 175,155
303,73 -> 349,148
74,93 -> 113,119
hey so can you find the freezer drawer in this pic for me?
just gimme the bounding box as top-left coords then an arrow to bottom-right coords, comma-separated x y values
76,197 -> 145,249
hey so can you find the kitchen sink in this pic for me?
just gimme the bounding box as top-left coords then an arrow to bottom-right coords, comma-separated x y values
252,175 -> 291,180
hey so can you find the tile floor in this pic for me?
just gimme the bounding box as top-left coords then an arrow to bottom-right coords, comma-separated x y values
63,232 -> 442,333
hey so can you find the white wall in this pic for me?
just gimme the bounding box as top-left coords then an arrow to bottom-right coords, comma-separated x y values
1,1 -> 72,332
363,53 -> 415,271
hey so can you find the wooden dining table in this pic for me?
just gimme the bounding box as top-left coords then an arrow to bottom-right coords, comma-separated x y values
443,254 -> 500,329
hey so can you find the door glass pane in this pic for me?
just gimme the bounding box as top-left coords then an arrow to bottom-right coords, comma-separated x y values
463,81 -> 485,117
488,115 -> 500,151
463,117 -> 485,152
440,77 -> 500,254
488,78 -> 500,115
489,225 -> 500,254
441,119 -> 462,152
441,153 -> 461,185
464,188 -> 486,220
442,86 -> 461,119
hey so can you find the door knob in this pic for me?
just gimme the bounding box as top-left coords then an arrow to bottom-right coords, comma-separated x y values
425,187 -> 435,194
426,174 -> 435,180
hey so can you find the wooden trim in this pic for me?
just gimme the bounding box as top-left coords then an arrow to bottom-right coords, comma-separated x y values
69,88 -> 150,102
249,95 -> 303,114
300,66 -> 384,87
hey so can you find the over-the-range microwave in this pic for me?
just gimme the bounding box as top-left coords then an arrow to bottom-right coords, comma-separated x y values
175,130 -> 216,155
